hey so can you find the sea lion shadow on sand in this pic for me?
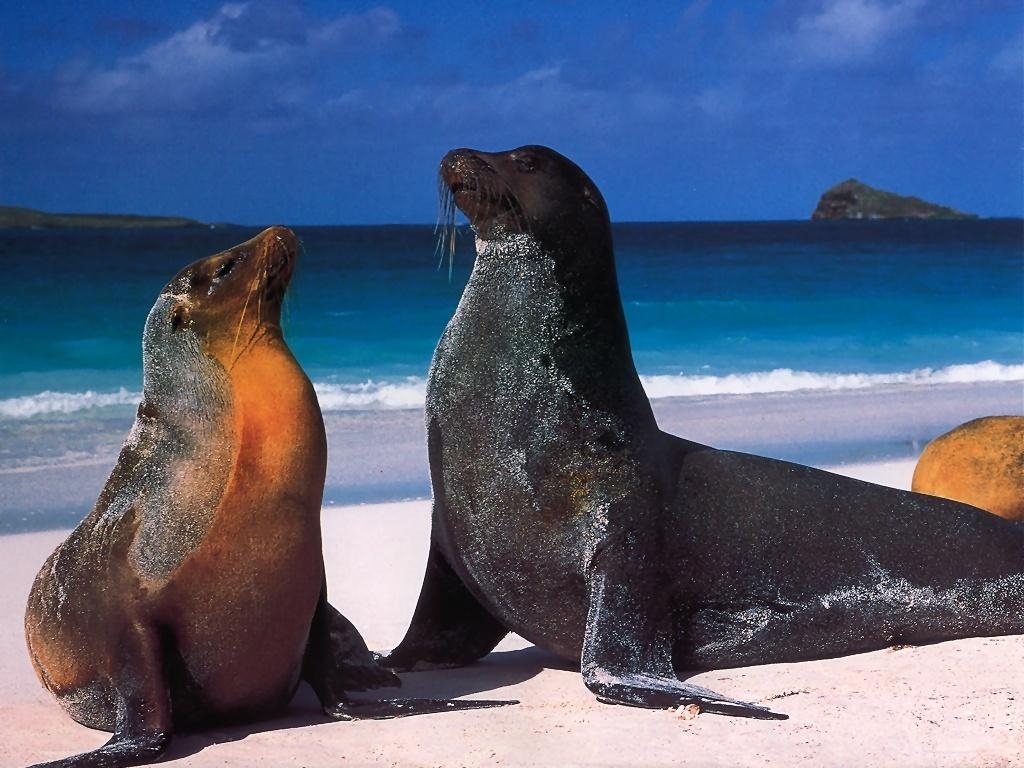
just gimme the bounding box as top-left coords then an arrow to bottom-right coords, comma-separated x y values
156,654 -> 539,764
151,650 -> 544,763
367,647 -> 556,702
150,692 -> 332,764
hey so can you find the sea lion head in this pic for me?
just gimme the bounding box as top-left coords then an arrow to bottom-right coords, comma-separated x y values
440,145 -> 611,257
141,226 -> 299,410
160,225 -> 297,338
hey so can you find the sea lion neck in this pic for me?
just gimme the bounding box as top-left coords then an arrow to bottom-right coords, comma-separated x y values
454,227 -> 644,418
471,225 -> 628,327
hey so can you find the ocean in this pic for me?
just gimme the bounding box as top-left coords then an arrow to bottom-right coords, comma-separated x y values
1,219 -> 1022,530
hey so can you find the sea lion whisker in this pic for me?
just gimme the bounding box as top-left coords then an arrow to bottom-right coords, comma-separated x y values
433,172 -> 450,238
447,181 -> 459,279
481,172 -> 527,238
499,191 -> 526,234
434,195 -> 448,270
232,252 -> 289,363
435,174 -> 459,280
238,323 -> 272,360
229,272 -> 260,370
257,255 -> 267,328
447,201 -> 457,281
491,174 -> 528,236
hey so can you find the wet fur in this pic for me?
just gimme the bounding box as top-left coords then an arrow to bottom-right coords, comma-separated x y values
387,145 -> 1024,719
23,228 -> 385,767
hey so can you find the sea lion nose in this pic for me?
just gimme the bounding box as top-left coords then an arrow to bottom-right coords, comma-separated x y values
440,149 -> 489,187
262,226 -> 298,256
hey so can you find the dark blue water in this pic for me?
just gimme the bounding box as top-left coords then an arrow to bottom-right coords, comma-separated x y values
0,219 -> 1021,417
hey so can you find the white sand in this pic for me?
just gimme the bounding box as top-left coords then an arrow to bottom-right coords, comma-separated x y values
824,458 -> 917,490
3,460 -> 1021,767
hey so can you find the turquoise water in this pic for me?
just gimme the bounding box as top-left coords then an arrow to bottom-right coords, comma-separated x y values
0,219 -> 1021,417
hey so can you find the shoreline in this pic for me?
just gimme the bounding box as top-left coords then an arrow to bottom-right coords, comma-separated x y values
3,458 -> 1021,766
2,380 -> 1020,533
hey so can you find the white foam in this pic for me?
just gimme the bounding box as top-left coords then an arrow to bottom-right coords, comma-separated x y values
313,378 -> 427,411
639,361 -> 1024,399
0,388 -> 141,419
2,361 -> 1020,419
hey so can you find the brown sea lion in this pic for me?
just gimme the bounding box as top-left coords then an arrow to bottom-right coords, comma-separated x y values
912,415 -> 1024,522
24,227 -> 508,768
382,145 -> 1024,719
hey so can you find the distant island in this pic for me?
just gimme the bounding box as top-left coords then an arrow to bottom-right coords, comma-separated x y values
811,180 -> 976,221
0,205 -> 205,229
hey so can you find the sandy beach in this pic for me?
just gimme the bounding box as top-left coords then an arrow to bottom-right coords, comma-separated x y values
3,450 -> 1022,767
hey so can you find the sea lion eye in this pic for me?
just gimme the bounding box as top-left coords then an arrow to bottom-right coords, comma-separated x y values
215,258 -> 236,278
514,155 -> 535,172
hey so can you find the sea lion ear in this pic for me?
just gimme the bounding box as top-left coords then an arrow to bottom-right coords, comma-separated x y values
582,186 -> 600,209
169,304 -> 189,332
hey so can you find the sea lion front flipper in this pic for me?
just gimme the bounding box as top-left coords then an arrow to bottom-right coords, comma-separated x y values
303,583 -> 517,721
381,537 -> 509,672
302,581 -> 401,716
581,557 -> 785,720
29,623 -> 172,768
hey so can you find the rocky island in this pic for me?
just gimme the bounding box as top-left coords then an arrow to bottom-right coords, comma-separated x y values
0,205 -> 204,229
811,180 -> 976,220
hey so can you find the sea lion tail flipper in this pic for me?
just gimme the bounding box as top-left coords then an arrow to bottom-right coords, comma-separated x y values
303,582 -> 400,711
324,696 -> 518,721
380,536 -> 508,671
582,557 -> 785,721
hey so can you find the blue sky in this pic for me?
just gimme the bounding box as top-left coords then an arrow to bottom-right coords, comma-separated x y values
2,1 -> 1021,224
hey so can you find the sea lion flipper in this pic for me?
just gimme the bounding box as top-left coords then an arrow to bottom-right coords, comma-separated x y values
581,566 -> 785,720
27,731 -> 170,768
29,622 -> 173,768
381,537 -> 508,671
304,578 -> 517,722
585,671 -> 784,719
303,582 -> 400,715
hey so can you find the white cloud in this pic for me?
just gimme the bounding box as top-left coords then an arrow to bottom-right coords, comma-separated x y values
422,64 -> 671,137
312,61 -> 675,147
991,31 -> 1023,77
52,3 -> 400,115
791,0 -> 926,67
694,84 -> 745,120
313,7 -> 400,48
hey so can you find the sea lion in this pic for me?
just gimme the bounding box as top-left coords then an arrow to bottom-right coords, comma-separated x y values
382,145 -> 1024,718
912,415 -> 1024,522
24,227 -> 507,768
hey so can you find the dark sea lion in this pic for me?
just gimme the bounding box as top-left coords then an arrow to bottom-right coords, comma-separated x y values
383,145 -> 1024,718
912,415 -> 1024,522
24,227 -> 507,768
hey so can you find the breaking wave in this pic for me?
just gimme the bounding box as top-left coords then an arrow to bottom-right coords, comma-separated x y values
639,361 -> 1024,399
313,379 -> 427,411
0,387 -> 142,419
1,361 -> 1020,419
